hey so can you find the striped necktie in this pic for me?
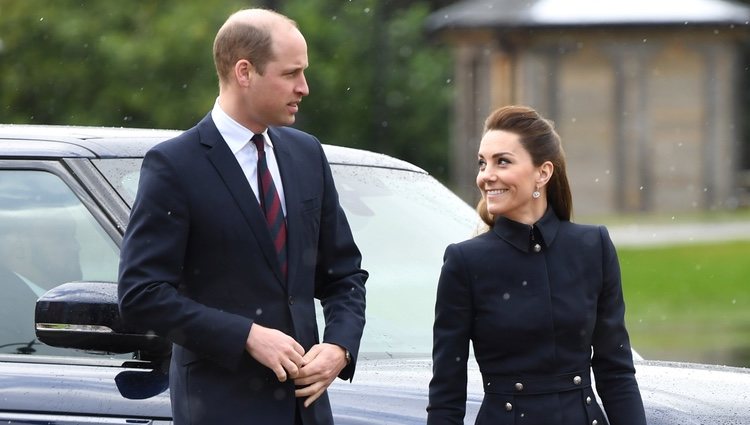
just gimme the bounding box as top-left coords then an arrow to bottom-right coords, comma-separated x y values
252,134 -> 288,280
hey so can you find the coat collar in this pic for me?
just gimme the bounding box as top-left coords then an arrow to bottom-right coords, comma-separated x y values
492,207 -> 560,253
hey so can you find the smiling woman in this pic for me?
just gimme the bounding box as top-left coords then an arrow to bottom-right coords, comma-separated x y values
428,105 -> 646,425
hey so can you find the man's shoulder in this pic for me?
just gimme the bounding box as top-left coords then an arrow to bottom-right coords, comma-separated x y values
150,116 -> 212,155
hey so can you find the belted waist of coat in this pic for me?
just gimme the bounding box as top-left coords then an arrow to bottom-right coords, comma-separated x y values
482,370 -> 591,395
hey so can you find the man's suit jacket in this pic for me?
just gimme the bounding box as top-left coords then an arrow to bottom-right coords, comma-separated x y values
118,114 -> 367,425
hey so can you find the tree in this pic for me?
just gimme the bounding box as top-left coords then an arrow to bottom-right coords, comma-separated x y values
282,0 -> 454,179
0,0 -> 454,182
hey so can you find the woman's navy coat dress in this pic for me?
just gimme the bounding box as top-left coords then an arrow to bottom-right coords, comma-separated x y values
427,208 -> 646,425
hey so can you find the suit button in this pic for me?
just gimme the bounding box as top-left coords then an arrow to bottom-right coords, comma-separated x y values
514,382 -> 523,391
592,421 -> 598,425
505,402 -> 513,411
288,296 -> 294,305
573,375 -> 582,385
586,396 -> 592,405
533,243 -> 541,252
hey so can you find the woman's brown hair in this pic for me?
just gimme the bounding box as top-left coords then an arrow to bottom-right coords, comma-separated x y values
477,105 -> 572,226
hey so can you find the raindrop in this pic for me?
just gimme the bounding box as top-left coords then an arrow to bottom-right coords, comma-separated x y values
331,16 -> 338,21
256,308 -> 263,315
446,78 -> 452,84
521,281 -> 528,287
502,292 -> 510,300
455,356 -> 461,362
639,186 -> 644,191
594,178 -> 599,183
167,211 -> 172,215
703,187 -> 708,192
732,299 -> 737,305
605,170 -> 611,175
40,17 -> 44,21
363,7 -> 371,13
642,38 -> 648,43
571,117 -> 577,123
346,87 -> 351,91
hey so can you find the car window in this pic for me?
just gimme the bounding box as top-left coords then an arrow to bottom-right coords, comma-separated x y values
96,157 -> 481,357
328,166 -> 478,357
0,169 -> 120,355
92,158 -> 141,207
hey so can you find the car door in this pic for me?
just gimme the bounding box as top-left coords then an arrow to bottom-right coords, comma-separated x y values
0,159 -> 171,424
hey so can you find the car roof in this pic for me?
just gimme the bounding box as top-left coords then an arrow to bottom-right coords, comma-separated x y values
0,124 -> 426,173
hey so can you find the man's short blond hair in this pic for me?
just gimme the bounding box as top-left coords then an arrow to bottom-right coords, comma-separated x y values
212,9 -> 298,84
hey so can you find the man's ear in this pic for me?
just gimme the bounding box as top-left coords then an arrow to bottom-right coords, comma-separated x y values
537,161 -> 554,187
234,59 -> 254,87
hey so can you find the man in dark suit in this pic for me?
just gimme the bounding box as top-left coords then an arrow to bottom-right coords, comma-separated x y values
118,9 -> 367,425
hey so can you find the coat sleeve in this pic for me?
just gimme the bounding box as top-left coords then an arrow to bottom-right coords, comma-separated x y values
118,146 -> 253,371
312,141 -> 368,381
591,226 -> 647,425
427,244 -> 472,425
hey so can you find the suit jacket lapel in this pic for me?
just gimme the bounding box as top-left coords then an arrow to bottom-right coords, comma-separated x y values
269,127 -> 301,290
197,116 -> 286,286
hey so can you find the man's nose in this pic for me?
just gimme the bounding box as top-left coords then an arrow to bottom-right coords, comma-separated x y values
297,74 -> 309,96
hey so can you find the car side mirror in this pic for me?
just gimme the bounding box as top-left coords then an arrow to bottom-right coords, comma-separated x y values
35,281 -> 170,360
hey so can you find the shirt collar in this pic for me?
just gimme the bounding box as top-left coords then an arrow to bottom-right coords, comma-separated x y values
492,207 -> 560,253
211,99 -> 271,153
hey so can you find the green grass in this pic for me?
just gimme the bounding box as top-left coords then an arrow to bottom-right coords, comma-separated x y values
619,240 -> 750,367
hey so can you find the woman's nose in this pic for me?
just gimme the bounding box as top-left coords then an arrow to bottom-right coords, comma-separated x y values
481,170 -> 496,181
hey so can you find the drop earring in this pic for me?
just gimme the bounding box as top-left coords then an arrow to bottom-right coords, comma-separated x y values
532,187 -> 541,199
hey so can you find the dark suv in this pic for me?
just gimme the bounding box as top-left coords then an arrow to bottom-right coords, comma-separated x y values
1,124 -> 749,425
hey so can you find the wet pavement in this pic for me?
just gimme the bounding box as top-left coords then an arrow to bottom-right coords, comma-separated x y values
607,220 -> 750,247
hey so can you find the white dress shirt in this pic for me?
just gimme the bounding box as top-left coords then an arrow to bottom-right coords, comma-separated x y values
211,100 -> 287,216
